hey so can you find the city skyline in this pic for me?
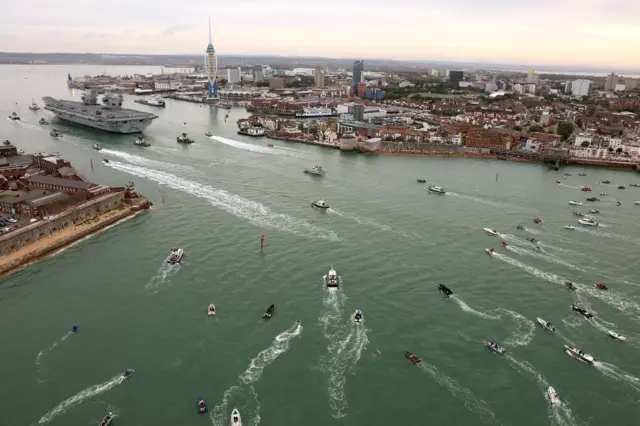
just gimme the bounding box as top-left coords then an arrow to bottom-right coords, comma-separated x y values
3,0 -> 640,69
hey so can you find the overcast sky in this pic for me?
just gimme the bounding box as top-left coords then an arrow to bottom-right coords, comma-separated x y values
2,0 -> 640,68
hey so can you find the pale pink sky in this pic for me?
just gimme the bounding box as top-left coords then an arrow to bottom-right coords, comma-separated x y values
2,0 -> 640,68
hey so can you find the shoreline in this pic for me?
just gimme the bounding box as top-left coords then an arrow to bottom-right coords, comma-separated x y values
0,205 -> 148,280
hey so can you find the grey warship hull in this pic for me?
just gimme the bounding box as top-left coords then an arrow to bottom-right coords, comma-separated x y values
43,96 -> 157,134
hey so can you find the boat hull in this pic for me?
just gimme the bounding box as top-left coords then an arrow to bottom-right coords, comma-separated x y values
49,113 -> 155,134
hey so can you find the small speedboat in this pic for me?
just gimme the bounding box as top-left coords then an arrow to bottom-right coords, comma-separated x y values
208,304 -> 216,316
586,197 -> 600,202
29,100 -> 40,111
485,248 -> 495,256
405,351 -> 421,365
267,144 -> 274,147
437,284 -> 453,297
629,183 -> 640,188
168,247 -> 184,264
197,397 -> 208,413
50,129 -> 61,137
616,201 -> 621,206
571,304 -> 593,319
600,192 -> 608,196
205,132 -> 213,137
103,159 -> 110,164
2,138 -> 10,145
123,369 -> 135,378
568,200 -> 582,206
618,185 -> 626,190
416,179 -> 426,183
93,143 -> 102,151
99,412 -> 114,426
607,330 -> 626,341
564,345 -> 595,365
516,225 -> 524,230
588,209 -> 599,214
527,237 -> 537,244
39,118 -> 49,125
573,211 -> 584,217
578,218 -> 598,226
176,133 -> 194,144
311,200 -> 330,209
564,225 -> 576,230
595,282 -> 608,291
325,268 -> 339,287
353,309 -> 363,323
427,185 -> 446,194
601,180 -> 611,184
580,186 -> 592,191
565,281 -> 577,290
500,240 -> 508,247
564,173 -> 572,177
555,179 -> 561,184
483,228 -> 499,236
134,137 -> 150,147
72,324 -> 79,333
579,173 -> 587,177
547,387 -> 561,405
537,317 -> 555,332
533,217 -> 543,224
304,166 -> 326,176
635,201 -> 640,205
8,112 -> 20,121
231,408 -> 242,426
485,340 -> 505,355
263,304 -> 274,319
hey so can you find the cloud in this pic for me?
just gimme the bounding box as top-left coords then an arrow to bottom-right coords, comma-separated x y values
162,25 -> 191,37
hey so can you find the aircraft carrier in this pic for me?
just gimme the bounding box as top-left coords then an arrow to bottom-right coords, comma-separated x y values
42,91 -> 158,134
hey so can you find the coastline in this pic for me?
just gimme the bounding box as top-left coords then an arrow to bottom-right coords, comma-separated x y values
0,204 -> 148,280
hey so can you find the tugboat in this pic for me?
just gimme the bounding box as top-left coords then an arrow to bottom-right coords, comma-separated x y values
427,185 -> 446,194
93,143 -> 102,151
50,129 -> 61,138
311,199 -> 330,210
304,166 -> 326,176
8,112 -> 20,121
28,100 -> 40,111
39,118 -> 49,125
176,133 -> 194,144
134,136 -> 150,147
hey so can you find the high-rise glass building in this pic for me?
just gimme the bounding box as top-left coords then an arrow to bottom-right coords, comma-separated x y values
352,59 -> 364,96
204,17 -> 218,99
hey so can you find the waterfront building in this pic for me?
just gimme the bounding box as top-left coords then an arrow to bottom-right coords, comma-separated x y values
574,132 -> 595,147
352,59 -> 364,96
571,79 -> 592,97
605,73 -> 617,91
204,17 -> 218,99
227,68 -> 241,84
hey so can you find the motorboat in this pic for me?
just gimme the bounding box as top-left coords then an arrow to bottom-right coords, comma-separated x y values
527,237 -> 538,243
99,412 -> 114,426
600,192 -> 608,196
571,304 -> 593,319
123,369 -> 135,378
500,240 -> 508,247
564,173 -> 572,176
573,211 -> 584,217
568,200 -> 582,206
304,165 -> 326,176
134,137 -> 150,147
586,197 -> 600,202
416,179 -> 426,183
635,201 -> 640,205
93,143 -> 102,151
564,345 -> 595,365
427,185 -> 446,194
555,179 -> 560,184
616,201 -> 621,206
536,317 -> 555,332
168,247 -> 184,264
311,200 -> 330,210
29,100 -> 40,111
516,225 -> 524,230
565,281 -> 577,290
580,186 -> 592,191
17,149 -> 24,155
578,218 -> 598,226
564,225 -> 576,230
485,248 -> 495,256
72,324 -> 79,333
534,245 -> 541,252
325,268 -> 339,287
618,185 -> 626,190
50,129 -> 61,137
600,180 -> 610,184
629,183 -> 640,188
197,397 -> 208,413
353,309 -> 363,323
231,408 -> 242,426
263,304 -> 274,319
39,118 -> 49,125
547,387 -> 561,405
405,351 -> 421,365
267,144 -> 274,147
208,304 -> 216,316
607,330 -> 626,341
176,133 -> 194,144
8,112 -> 20,121
103,159 -> 110,164
533,217 -> 543,224
595,282 -> 608,291
588,209 -> 599,214
579,172 -> 587,177
437,284 -> 453,297
205,132 -> 213,137
485,340 -> 505,355
483,228 -> 499,236
2,138 -> 11,146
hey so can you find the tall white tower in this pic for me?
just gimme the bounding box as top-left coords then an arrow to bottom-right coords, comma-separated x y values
204,16 -> 218,99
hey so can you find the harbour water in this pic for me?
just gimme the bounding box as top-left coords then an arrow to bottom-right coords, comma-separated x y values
2,65 -> 640,426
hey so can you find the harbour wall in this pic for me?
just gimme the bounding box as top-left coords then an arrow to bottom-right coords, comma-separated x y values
0,193 -> 124,257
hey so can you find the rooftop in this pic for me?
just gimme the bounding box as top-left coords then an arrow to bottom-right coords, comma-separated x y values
0,189 -> 51,204
28,175 -> 97,190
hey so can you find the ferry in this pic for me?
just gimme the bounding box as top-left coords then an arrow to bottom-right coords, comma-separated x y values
295,107 -> 336,118
238,126 -> 265,137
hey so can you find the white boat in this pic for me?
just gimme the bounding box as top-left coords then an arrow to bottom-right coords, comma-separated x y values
325,268 -> 339,287
231,408 -> 241,426
483,228 -> 499,236
168,247 -> 184,264
547,387 -> 561,405
578,218 -> 598,227
564,345 -> 595,365
2,138 -> 10,146
635,201 -> 640,205
311,200 -> 329,209
564,225 -> 575,230
600,192 -> 608,196
568,201 -> 582,206
427,185 -> 446,194
607,330 -> 626,341
134,137 -> 150,147
146,96 -> 165,107
29,100 -> 40,111
99,412 -> 114,426
485,248 -> 495,256
485,340 -> 505,355
353,309 -> 363,323
17,149 -> 24,155
304,166 -> 326,176
93,143 -> 101,151
588,209 -> 599,214
536,317 -> 555,332
208,304 -> 216,316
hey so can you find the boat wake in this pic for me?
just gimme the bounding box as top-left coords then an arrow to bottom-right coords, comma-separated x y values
100,148 -> 191,171
450,295 -> 500,320
105,161 -> 338,241
447,191 -> 523,211
506,356 -> 578,426
493,253 -> 565,286
499,309 -> 535,347
504,244 -> 586,272
37,374 -> 126,424
145,261 -> 181,292
328,208 -> 392,232
318,286 -> 368,419
35,332 -> 73,382
594,362 -> 640,394
210,136 -> 305,157
209,322 -> 303,426
417,360 -> 498,424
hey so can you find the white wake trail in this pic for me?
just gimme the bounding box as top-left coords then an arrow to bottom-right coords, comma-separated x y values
35,332 -> 72,366
99,148 -> 191,171
211,136 -> 305,158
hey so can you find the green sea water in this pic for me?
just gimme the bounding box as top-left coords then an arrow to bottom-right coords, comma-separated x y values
2,65 -> 640,426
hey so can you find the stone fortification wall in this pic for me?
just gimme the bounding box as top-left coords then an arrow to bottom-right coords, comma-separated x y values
0,192 -> 124,257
